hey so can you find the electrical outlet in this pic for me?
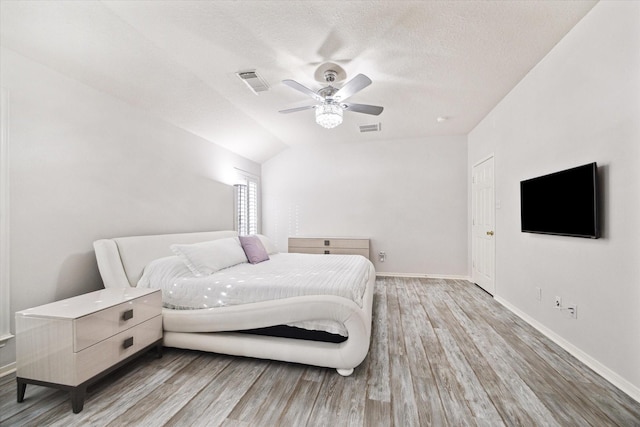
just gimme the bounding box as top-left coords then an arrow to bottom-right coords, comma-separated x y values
536,287 -> 542,302
378,251 -> 386,262
565,304 -> 577,319
554,296 -> 562,309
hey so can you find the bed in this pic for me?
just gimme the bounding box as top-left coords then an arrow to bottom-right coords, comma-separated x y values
93,230 -> 375,376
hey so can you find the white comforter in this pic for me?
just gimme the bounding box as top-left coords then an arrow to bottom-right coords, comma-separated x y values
137,253 -> 373,335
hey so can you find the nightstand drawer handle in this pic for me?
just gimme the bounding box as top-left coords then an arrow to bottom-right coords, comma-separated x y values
324,250 -> 330,254
122,309 -> 134,321
123,337 -> 134,349
324,240 -> 330,246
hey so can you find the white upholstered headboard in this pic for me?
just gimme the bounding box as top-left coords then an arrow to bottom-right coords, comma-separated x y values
93,230 -> 238,288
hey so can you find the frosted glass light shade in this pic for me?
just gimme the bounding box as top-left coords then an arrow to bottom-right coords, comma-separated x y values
315,103 -> 343,129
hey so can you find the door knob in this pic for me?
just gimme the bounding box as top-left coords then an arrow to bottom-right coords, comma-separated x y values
486,231 -> 494,236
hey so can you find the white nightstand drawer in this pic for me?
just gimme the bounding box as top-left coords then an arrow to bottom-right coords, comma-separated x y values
288,238 -> 369,249
288,237 -> 370,259
289,247 -> 370,257
74,291 -> 162,351
74,315 -> 162,385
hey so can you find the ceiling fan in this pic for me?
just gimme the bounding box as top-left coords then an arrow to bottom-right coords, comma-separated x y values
279,70 -> 384,129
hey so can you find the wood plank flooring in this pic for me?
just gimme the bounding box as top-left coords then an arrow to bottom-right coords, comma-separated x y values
1,277 -> 639,426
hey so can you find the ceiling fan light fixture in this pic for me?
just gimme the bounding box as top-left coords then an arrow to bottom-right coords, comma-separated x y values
315,103 -> 343,129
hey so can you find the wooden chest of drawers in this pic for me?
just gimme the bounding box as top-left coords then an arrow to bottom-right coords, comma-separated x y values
288,237 -> 370,260
15,288 -> 162,413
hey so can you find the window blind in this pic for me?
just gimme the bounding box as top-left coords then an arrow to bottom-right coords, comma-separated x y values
235,174 -> 259,236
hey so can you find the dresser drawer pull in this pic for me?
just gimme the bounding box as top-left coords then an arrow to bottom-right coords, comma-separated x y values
122,309 -> 134,321
123,337 -> 134,349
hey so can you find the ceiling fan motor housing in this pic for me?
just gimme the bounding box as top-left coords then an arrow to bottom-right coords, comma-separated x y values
318,86 -> 338,99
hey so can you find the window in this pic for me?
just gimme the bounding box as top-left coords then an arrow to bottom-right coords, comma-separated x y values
235,173 -> 259,236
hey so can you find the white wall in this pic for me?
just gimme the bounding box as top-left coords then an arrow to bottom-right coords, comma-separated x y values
468,1 -> 640,398
262,135 -> 468,276
0,48 -> 260,370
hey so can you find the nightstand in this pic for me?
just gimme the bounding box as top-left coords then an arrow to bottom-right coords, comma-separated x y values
15,287 -> 162,413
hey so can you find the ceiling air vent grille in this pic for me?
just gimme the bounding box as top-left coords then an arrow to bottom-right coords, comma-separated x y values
359,123 -> 381,133
237,71 -> 269,94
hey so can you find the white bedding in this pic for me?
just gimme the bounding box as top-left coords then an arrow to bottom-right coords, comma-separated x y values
137,252 -> 373,335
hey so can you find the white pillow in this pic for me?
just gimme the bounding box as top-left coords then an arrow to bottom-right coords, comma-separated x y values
255,234 -> 279,255
137,256 -> 193,288
170,237 -> 248,276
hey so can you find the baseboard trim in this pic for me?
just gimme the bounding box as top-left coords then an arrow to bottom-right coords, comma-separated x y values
495,296 -> 640,404
0,361 -> 15,378
375,272 -> 470,281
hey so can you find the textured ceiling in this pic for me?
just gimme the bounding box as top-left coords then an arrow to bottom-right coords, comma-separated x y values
0,1 -> 597,163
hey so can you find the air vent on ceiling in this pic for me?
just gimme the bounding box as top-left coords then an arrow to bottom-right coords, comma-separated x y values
237,70 -> 270,94
359,123 -> 382,133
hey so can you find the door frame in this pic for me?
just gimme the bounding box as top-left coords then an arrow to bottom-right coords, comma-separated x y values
0,87 -> 12,347
471,154 -> 496,295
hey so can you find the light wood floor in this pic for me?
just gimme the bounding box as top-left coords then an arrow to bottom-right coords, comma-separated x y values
1,277 -> 639,426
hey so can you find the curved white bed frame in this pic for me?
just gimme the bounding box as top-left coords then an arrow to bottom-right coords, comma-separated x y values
93,230 -> 375,376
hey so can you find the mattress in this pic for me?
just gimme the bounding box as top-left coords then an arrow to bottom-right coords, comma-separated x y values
137,252 -> 373,335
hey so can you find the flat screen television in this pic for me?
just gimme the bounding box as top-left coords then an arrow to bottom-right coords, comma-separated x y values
520,162 -> 599,238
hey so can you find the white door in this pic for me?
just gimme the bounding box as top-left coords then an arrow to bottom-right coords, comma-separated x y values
472,156 -> 495,295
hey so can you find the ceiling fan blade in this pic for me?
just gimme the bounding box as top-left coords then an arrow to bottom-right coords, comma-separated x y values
342,102 -> 383,115
278,105 -> 316,114
282,79 -> 323,102
333,74 -> 372,101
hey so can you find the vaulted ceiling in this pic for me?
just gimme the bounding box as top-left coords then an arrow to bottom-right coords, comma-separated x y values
0,1 -> 597,163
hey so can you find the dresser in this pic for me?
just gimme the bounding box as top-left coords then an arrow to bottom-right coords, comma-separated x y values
15,288 -> 162,413
288,237 -> 370,259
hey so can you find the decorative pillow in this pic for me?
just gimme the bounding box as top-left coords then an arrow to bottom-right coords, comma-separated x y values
137,256 -> 193,288
255,234 -> 278,255
170,237 -> 248,276
239,235 -> 270,264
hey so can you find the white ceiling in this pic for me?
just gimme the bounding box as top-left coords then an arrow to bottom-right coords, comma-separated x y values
0,1 -> 597,163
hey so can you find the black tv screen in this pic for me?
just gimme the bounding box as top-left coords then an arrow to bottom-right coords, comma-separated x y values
520,163 -> 599,238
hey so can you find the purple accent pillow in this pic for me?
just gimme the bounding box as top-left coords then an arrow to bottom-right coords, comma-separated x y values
239,235 -> 270,264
